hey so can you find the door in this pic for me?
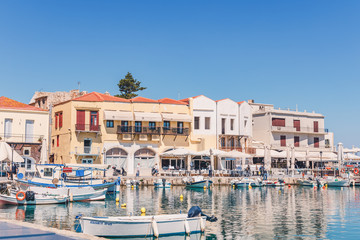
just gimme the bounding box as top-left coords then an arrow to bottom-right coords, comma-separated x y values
314,121 -> 319,132
90,111 -> 99,131
84,139 -> 92,154
177,122 -> 183,134
293,120 -> 300,131
76,110 -> 85,130
25,120 -> 34,143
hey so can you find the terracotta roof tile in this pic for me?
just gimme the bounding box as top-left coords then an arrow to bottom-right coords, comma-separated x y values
0,96 -> 47,111
131,97 -> 159,103
238,101 -> 245,104
72,92 -> 130,103
180,95 -> 203,103
158,98 -> 187,105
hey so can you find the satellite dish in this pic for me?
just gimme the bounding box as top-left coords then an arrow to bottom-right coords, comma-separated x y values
52,178 -> 59,185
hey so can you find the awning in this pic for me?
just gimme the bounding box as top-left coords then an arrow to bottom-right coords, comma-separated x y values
0,142 -> 24,163
134,112 -> 162,122
103,111 -> 133,121
161,148 -> 198,157
162,113 -> 192,122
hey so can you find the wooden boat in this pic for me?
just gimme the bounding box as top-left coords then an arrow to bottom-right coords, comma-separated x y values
324,177 -> 350,187
24,186 -> 107,201
297,179 -> 317,187
232,178 -> 263,188
80,214 -> 206,237
263,179 -> 285,187
0,191 -> 68,205
154,179 -> 171,188
184,176 -> 212,189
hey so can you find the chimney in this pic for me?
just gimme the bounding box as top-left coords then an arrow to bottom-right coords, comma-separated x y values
248,99 -> 254,104
104,91 -> 110,96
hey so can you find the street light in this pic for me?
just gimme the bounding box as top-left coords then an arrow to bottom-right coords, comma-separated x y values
320,151 -> 323,177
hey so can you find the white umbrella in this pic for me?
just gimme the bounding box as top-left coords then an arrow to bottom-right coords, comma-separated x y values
161,148 -> 198,157
344,153 -> 360,160
343,147 -> 360,153
0,142 -> 24,163
264,145 -> 271,170
197,148 -> 229,157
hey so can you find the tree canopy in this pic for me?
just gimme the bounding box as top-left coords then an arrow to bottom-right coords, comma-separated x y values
115,72 -> 146,99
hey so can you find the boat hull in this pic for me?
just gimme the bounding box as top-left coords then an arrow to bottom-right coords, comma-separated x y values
185,180 -> 212,188
154,183 -> 171,188
234,182 -> 263,188
0,194 -> 68,205
297,180 -> 316,187
80,214 -> 206,237
326,180 -> 350,187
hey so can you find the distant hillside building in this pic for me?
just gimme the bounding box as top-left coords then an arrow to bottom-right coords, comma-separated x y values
29,89 -> 87,110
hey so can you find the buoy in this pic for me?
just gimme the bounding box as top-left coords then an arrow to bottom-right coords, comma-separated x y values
314,186 -> 317,189
180,194 -> 183,199
322,186 -> 325,190
249,184 -> 252,189
203,186 -> 207,190
233,184 -> 235,189
141,212 -> 146,216
152,219 -> 159,237
288,185 -> 291,188
116,202 -> 119,208
184,220 -> 190,235
116,197 -> 120,202
131,185 -> 134,190
121,203 -> 126,208
141,207 -> 146,214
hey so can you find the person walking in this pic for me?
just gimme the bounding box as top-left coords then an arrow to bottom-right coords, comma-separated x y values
136,163 -> 140,177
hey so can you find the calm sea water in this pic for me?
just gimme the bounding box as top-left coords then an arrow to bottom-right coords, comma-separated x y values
1,186 -> 360,239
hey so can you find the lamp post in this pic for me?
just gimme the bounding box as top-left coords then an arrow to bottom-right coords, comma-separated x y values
320,151 -> 323,177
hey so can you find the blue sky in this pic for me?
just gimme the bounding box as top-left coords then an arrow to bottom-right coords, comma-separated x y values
0,1 -> 359,147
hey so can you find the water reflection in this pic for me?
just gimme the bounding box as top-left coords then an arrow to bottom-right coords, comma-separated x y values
1,186 -> 360,239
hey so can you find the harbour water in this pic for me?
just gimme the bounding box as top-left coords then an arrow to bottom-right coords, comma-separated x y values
1,186 -> 360,239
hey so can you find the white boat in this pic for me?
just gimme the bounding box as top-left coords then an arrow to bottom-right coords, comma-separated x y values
0,191 -> 68,205
263,179 -> 285,187
233,177 -> 263,188
183,176 -> 212,189
324,176 -> 350,187
23,186 -> 107,201
154,179 -> 171,188
80,214 -> 206,237
297,178 -> 317,187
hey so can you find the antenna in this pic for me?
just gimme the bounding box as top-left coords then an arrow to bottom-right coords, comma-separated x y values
78,82 -> 81,91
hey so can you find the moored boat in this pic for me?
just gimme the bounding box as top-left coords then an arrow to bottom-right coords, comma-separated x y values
324,176 -> 350,187
0,191 -> 68,205
297,178 -> 317,187
183,176 -> 212,189
154,179 -> 171,188
263,179 -> 285,187
232,177 -> 263,188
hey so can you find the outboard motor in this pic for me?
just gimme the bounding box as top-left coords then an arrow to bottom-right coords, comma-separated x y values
25,191 -> 35,201
187,206 -> 217,222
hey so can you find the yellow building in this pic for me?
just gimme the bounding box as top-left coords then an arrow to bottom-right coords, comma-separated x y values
51,92 -> 194,175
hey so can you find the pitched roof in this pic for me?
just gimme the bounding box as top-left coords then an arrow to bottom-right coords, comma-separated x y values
0,96 -> 47,111
180,95 -> 203,103
238,101 -> 245,105
158,98 -> 187,105
215,98 -> 230,102
72,92 -> 130,103
131,96 -> 159,103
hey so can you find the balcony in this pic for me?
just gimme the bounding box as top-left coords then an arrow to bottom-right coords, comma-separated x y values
271,126 -> 327,134
117,126 -> 133,134
219,146 -> 256,154
0,133 -> 44,144
75,124 -> 101,133
162,127 -> 189,136
74,146 -> 100,156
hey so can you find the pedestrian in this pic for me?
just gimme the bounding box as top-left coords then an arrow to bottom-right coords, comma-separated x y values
5,163 -> 10,180
136,163 -> 140,177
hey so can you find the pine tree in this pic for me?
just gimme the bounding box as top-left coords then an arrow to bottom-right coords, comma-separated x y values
115,72 -> 146,99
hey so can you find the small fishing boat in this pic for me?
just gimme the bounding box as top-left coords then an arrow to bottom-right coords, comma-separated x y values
183,176 -> 212,189
79,206 -> 217,237
25,186 -> 107,201
263,179 -> 285,187
297,178 -> 317,187
232,178 -> 263,188
154,179 -> 171,188
324,176 -> 350,187
0,191 -> 68,205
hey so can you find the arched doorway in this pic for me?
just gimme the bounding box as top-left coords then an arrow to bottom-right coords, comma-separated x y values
105,148 -> 128,169
134,148 -> 156,170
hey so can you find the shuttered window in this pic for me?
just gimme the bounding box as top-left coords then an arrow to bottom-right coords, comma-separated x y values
280,135 -> 286,147
314,137 -> 319,148
314,121 -> 319,132
293,120 -> 300,131
294,136 -> 300,147
272,118 -> 285,127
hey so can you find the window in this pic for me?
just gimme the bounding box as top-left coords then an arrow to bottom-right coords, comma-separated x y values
194,117 -> 200,130
230,119 -> 234,131
314,121 -> 319,133
82,159 -> 93,164
221,137 -> 226,147
76,110 -> 85,131
52,139 -> 55,148
4,119 -> 12,138
272,118 -> 286,127
24,148 -> 31,156
135,121 -> 142,133
106,120 -> 114,128
149,122 -> 156,130
205,117 -> 210,130
314,137 -> 319,148
244,120 -> 248,128
44,168 -> 53,177
177,122 -> 184,134
294,136 -> 300,147
84,139 -> 92,154
230,138 -> 234,147
293,120 -> 300,131
121,121 -> 129,132
221,118 -> 226,134
280,135 -> 286,147
59,112 -> 63,128
55,113 -> 58,129
90,111 -> 98,131
163,121 -> 170,130
56,135 -> 59,147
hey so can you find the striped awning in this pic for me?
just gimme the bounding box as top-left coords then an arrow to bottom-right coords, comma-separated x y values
134,112 -> 162,122
103,111 -> 134,121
